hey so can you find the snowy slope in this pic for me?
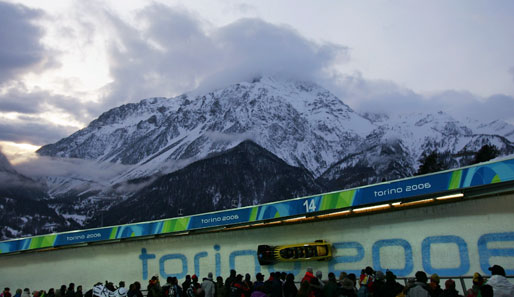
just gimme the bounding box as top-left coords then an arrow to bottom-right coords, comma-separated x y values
464,118 -> 514,142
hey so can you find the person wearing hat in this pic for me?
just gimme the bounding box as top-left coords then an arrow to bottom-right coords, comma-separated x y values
406,271 -> 430,297
202,272 -> 216,297
147,275 -> 162,297
429,274 -> 442,297
190,275 -> 202,297
465,273 -> 484,297
486,264 -> 514,297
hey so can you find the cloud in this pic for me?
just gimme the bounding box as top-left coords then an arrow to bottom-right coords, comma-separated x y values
0,2 -> 52,84
0,148 -> 16,173
327,73 -> 514,124
510,66 -> 514,83
1,0 -> 513,152
0,84 -> 100,146
431,92 -> 514,124
0,84 -> 95,121
14,154 -> 134,183
0,116 -> 76,145
2,1 -> 346,148
327,73 -> 426,113
204,131 -> 257,143
91,3 -> 347,113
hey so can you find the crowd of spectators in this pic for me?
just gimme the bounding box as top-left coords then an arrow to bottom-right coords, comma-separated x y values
2,264 -> 512,297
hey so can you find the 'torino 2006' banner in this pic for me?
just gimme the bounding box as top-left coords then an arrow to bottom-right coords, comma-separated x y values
1,157 -> 514,255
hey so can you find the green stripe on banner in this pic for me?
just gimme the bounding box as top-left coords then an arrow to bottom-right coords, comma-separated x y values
320,190 -> 356,210
29,234 -> 56,249
249,207 -> 258,222
161,217 -> 190,233
109,227 -> 119,239
492,174 -> 501,183
449,170 -> 462,189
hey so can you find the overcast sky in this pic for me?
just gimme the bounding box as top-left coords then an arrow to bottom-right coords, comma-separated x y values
1,0 -> 514,163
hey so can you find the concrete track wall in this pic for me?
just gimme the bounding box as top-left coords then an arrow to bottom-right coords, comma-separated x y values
1,193 -> 513,290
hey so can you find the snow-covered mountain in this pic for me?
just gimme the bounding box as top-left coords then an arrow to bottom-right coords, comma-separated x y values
38,77 -> 375,180
38,76 -> 514,195
3,76 -> 513,239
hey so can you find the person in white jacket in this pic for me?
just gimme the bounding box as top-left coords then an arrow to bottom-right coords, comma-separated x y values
20,289 -> 30,297
202,272 -> 216,297
487,265 -> 514,297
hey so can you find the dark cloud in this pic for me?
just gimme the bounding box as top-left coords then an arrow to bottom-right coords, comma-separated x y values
510,66 -> 514,83
0,117 -> 75,145
0,85 -> 46,114
0,84 -> 97,122
0,1 -> 50,84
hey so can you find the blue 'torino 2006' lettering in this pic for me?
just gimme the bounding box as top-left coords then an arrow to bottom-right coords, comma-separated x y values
139,232 -> 514,279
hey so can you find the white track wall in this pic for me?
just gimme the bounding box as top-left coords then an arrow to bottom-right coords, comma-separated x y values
1,194 -> 513,290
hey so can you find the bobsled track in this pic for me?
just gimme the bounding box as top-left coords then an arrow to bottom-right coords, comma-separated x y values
1,157 -> 514,290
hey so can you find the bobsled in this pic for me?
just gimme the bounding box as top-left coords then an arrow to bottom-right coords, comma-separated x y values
257,240 -> 332,265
